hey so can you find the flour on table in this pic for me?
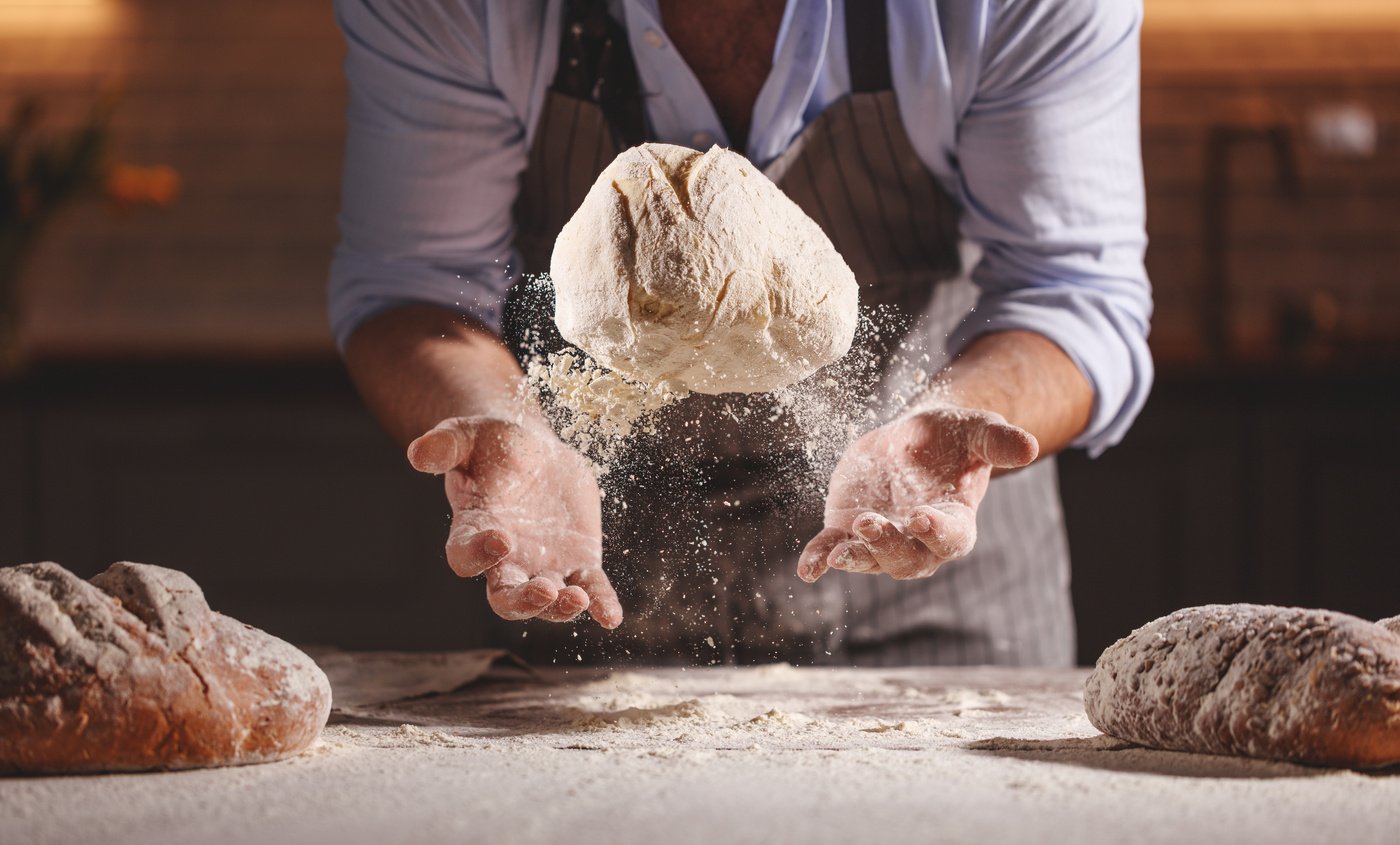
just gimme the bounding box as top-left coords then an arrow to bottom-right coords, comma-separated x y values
11,666 -> 1387,845
861,721 -> 909,733
338,666 -> 1096,755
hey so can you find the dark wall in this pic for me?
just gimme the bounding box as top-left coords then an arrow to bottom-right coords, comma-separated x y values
1141,18 -> 1400,362
3,1 -> 343,357
0,365 -> 494,651
1062,369 -> 1400,663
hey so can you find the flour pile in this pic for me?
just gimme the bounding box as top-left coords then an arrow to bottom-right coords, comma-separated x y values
551,143 -> 859,395
337,664 -> 1049,747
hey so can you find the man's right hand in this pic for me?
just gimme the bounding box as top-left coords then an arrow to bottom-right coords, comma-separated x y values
407,417 -> 622,629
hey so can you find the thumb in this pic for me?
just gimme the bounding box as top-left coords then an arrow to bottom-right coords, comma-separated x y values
798,527 -> 847,583
970,418 -> 1038,469
408,419 -> 477,474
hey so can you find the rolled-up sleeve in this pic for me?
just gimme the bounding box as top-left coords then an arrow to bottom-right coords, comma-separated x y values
947,0 -> 1153,456
329,0 -> 529,348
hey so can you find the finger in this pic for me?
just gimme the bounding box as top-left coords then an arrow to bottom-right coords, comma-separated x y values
537,585 -> 590,623
408,420 -> 476,474
828,541 -> 880,574
486,564 -> 560,621
905,503 -> 977,562
969,419 -> 1038,469
568,568 -> 623,629
851,512 -> 928,576
445,526 -> 511,578
798,527 -> 847,583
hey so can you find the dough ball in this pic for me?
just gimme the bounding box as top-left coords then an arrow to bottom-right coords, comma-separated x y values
550,143 -> 859,395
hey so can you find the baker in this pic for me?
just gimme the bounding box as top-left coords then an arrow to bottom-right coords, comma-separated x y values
329,0 -> 1153,666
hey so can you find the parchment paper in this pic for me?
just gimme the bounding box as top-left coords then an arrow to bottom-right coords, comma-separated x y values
306,648 -> 531,711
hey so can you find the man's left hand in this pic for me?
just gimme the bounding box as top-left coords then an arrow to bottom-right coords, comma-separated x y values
798,406 -> 1038,582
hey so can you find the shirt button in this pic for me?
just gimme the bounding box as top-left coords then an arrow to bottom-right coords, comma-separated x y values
691,130 -> 716,148
643,29 -> 665,49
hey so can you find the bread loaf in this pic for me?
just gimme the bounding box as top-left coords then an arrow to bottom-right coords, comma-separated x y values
1084,604 -> 1400,768
0,561 -> 331,773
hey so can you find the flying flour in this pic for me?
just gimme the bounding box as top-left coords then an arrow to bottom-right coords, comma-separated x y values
518,145 -> 925,658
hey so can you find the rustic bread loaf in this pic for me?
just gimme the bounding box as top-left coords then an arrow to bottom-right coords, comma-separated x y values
0,561 -> 331,773
1084,604 -> 1400,768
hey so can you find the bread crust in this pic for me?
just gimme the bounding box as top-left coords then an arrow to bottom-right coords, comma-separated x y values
1085,604 -> 1400,768
0,562 -> 331,773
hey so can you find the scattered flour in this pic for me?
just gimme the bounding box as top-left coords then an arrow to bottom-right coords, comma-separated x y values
568,699 -> 710,729
384,724 -> 477,749
342,666 -> 1092,755
524,346 -> 687,470
7,665 -> 1389,845
521,296 -> 937,496
929,688 -> 1016,710
862,722 -> 909,733
745,709 -> 816,728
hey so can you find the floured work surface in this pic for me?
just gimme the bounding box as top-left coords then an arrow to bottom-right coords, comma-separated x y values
3,660 -> 1399,845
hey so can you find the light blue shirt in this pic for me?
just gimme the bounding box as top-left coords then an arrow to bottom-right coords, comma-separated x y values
330,0 -> 1153,455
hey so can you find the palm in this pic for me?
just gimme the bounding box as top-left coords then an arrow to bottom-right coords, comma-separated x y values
826,415 -> 982,531
446,420 -> 600,574
410,417 -> 621,628
799,407 -> 1037,582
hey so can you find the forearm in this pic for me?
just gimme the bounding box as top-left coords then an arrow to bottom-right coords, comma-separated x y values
343,304 -> 544,447
918,329 -> 1093,459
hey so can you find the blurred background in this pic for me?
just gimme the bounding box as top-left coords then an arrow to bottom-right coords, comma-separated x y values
0,0 -> 1397,663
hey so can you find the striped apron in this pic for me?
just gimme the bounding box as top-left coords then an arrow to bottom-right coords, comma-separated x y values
501,0 -> 1076,667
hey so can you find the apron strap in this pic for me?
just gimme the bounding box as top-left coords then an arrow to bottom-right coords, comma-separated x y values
845,0 -> 892,94
552,0 -> 648,147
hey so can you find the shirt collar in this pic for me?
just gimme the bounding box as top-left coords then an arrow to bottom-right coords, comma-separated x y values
616,0 -> 834,167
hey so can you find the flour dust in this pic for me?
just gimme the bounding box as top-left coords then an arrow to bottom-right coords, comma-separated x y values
509,273 -> 948,664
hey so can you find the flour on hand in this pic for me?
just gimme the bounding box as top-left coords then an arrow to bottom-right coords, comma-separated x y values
551,143 -> 859,395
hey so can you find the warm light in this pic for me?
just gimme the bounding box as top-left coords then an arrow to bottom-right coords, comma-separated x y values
0,0 -> 125,36
1148,0 -> 1400,30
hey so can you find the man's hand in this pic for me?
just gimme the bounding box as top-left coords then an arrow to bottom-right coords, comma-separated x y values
408,417 -> 623,628
798,406 -> 1038,583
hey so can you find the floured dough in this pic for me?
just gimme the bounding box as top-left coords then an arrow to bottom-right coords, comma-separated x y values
551,143 -> 859,394
0,561 -> 331,773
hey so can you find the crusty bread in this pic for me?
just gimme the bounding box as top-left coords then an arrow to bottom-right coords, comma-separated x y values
1085,604 -> 1400,768
0,561 -> 331,773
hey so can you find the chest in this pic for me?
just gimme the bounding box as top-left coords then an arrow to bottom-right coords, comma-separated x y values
657,0 -> 786,148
